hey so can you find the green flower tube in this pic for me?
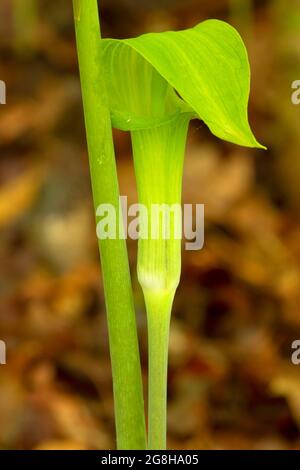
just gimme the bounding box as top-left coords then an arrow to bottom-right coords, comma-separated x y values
131,115 -> 190,448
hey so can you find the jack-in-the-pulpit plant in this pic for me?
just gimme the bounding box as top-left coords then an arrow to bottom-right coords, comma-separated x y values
73,0 -> 265,451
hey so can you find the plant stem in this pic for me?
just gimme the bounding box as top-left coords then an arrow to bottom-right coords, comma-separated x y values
131,115 -> 190,449
72,0 -> 146,450
145,290 -> 173,450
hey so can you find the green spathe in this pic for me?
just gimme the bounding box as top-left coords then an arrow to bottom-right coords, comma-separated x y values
103,19 -> 265,149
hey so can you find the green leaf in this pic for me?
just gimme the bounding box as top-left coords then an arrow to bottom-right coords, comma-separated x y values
102,19 -> 264,149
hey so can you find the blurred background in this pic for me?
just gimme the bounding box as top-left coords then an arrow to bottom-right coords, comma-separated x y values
0,0 -> 300,450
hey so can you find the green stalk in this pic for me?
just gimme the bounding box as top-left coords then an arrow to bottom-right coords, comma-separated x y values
146,292 -> 172,450
72,0 -> 146,450
131,115 -> 190,449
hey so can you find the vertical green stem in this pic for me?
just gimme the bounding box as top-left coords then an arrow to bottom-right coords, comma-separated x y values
131,115 -> 189,449
72,0 -> 146,449
146,291 -> 173,450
